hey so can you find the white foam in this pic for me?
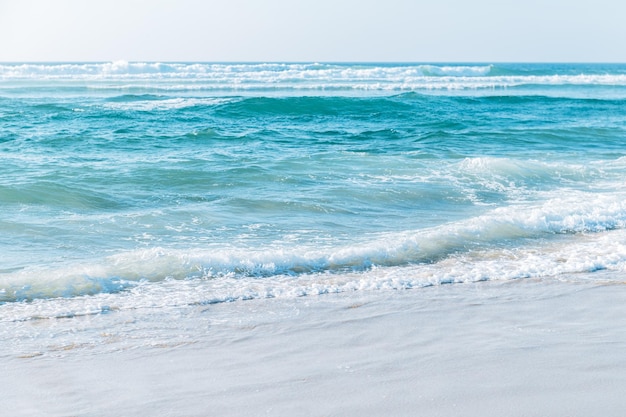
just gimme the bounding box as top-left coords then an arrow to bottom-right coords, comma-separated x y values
101,97 -> 234,111
3,63 -> 625,94
2,190 -> 626,308
456,157 -> 600,190
2,226 -> 626,322
420,64 -> 494,77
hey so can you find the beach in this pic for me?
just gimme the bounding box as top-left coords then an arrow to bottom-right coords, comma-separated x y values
4,277 -> 625,416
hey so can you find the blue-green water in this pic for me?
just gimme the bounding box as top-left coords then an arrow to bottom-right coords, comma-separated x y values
1,62 -> 626,319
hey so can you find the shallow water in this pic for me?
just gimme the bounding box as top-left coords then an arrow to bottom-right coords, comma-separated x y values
1,62 -> 626,321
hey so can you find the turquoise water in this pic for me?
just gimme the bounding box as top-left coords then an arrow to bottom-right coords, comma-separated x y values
1,62 -> 626,318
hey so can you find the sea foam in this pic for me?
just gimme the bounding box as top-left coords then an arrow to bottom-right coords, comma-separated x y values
2,190 -> 625,305
3,63 -> 625,95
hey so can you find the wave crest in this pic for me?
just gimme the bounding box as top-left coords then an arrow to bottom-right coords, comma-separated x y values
3,63 -> 625,95
2,191 -> 626,304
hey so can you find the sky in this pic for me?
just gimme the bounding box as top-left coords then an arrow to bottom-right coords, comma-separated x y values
1,0 -> 625,62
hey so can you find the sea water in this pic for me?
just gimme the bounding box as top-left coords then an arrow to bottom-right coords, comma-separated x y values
1,62 -> 626,325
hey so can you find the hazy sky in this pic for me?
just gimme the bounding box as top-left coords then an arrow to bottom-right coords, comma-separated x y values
1,0 -> 625,62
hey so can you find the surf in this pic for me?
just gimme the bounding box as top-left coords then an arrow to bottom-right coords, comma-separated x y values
2,188 -> 626,304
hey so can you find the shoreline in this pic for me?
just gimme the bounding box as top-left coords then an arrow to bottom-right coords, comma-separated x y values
3,277 -> 626,416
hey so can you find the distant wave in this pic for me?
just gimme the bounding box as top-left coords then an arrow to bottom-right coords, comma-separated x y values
101,97 -> 235,111
3,62 -> 626,95
0,62 -> 492,79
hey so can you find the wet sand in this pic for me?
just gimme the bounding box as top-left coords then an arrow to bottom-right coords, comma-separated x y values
3,278 -> 626,416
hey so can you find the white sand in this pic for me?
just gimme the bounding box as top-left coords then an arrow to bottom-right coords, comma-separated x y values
3,278 -> 626,416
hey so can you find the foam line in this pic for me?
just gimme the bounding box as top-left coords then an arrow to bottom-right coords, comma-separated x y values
2,192 -> 625,303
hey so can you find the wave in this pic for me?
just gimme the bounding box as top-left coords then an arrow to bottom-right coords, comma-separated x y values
4,227 -> 626,321
2,191 -> 626,304
3,62 -> 626,95
454,157 -> 607,188
101,97 -> 235,111
0,62 -> 493,79
89,94 -> 624,123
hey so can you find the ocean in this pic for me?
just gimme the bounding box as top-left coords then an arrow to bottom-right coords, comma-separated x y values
1,62 -> 626,323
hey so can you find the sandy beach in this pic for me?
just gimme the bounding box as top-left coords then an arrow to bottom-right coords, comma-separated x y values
3,277 -> 625,416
